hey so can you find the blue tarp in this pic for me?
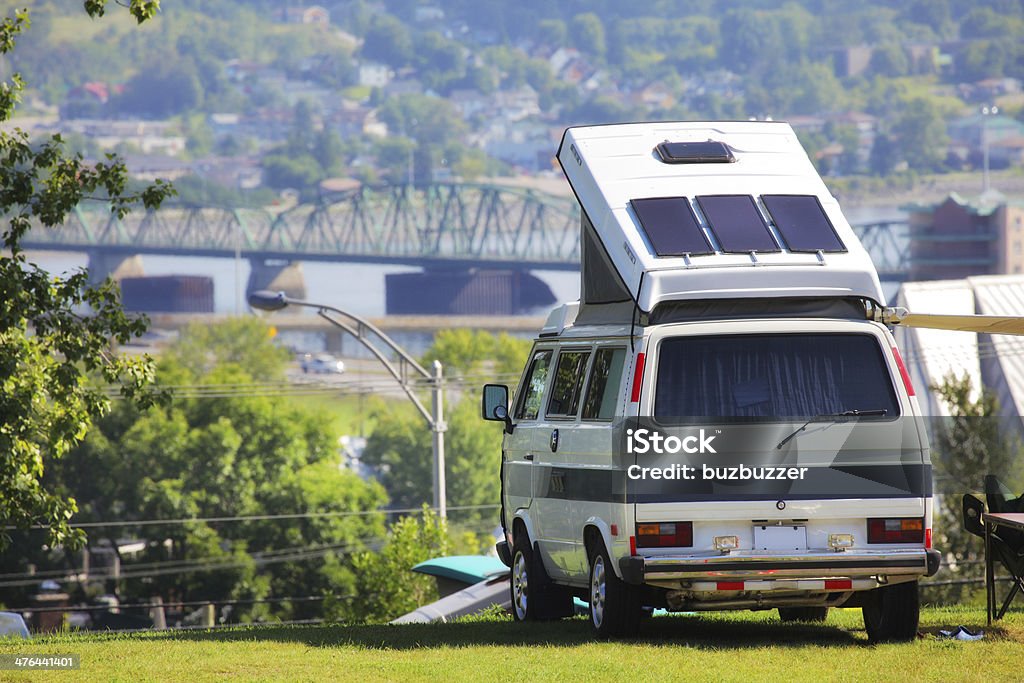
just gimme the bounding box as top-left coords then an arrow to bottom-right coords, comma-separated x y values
411,555 -> 508,585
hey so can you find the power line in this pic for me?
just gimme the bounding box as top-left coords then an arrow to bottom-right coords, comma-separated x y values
0,545 -> 364,588
99,375 -> 522,400
0,540 -> 356,581
3,503 -> 500,532
98,371 -> 522,393
93,618 -> 328,634
13,595 -> 332,613
0,520 -> 499,586
0,539 -> 372,580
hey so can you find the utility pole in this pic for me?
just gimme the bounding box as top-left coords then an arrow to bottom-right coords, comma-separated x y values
248,290 -> 447,518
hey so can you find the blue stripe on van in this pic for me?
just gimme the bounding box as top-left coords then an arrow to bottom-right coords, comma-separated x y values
504,464 -> 931,503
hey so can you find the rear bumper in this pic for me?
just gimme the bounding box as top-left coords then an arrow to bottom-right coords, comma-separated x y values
619,548 -> 941,585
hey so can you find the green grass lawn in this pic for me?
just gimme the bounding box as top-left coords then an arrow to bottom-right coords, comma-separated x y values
1,608 -> 1022,682
287,393 -> 382,438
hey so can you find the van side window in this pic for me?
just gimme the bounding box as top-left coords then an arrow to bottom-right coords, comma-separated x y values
546,350 -> 591,418
582,348 -> 627,420
516,349 -> 553,420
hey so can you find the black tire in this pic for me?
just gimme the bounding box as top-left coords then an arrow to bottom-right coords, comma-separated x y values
778,606 -> 829,623
588,541 -> 643,638
510,532 -> 537,622
510,531 -> 573,622
862,581 -> 920,643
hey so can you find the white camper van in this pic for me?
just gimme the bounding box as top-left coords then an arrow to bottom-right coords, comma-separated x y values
482,121 -> 940,643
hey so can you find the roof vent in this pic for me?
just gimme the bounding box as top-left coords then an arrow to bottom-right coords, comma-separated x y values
655,140 -> 735,164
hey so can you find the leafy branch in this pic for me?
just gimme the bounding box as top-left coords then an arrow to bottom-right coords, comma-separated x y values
0,3 -> 173,550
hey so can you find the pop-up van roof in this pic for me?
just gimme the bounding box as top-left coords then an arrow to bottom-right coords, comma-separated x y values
556,121 -> 885,321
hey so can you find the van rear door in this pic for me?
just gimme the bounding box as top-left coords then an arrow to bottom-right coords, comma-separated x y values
634,322 -> 927,508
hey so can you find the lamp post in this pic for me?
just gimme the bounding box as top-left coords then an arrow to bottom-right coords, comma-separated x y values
981,105 -> 999,195
248,289 -> 447,518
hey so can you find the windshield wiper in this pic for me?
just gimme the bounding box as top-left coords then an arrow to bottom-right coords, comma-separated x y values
775,409 -> 888,450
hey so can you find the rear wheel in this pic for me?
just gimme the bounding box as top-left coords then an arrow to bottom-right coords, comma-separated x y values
778,607 -> 829,623
588,542 -> 643,638
862,581 -> 920,643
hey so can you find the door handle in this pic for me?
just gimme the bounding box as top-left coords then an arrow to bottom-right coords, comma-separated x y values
524,454 -> 534,461
550,429 -> 559,453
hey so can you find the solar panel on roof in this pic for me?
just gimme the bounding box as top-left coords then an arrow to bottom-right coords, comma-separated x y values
762,195 -> 846,253
695,195 -> 780,253
631,197 -> 714,257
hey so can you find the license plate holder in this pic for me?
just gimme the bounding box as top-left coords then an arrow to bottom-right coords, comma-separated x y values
753,524 -> 807,551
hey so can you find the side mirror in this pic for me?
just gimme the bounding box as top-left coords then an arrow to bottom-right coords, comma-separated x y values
482,383 -> 513,433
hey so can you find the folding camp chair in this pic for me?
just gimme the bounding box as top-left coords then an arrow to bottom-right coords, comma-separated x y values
963,477 -> 1024,621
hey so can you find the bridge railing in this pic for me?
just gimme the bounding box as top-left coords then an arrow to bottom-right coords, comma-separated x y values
20,182 -> 908,275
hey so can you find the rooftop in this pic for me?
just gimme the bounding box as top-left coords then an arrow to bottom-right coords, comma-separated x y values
556,121 -> 885,314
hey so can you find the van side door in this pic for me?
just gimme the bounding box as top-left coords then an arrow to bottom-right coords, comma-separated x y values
503,348 -> 553,531
569,345 -> 629,578
534,346 -> 592,580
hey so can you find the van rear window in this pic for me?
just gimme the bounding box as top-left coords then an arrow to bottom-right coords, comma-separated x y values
654,334 -> 899,420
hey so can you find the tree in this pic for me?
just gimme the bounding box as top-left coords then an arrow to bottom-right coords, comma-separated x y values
536,19 -> 567,46
829,124 -> 863,176
960,7 -> 1017,39
762,62 -> 846,115
423,328 -> 530,382
901,0 -> 950,34
869,132 -> 899,176
413,142 -> 435,187
360,14 -> 413,68
262,154 -> 323,191
260,101 -> 349,193
413,31 -> 465,83
372,137 -> 415,184
376,94 -> 467,149
360,330 -> 530,522
162,317 -> 291,381
570,13 -> 607,63
775,3 -> 816,64
567,94 -> 636,125
892,97 -> 949,172
0,2 -> 174,551
869,43 -> 910,78
312,129 -> 345,178
796,130 -> 829,173
422,329 -> 495,378
117,59 -> 204,118
1,319 -> 389,617
444,143 -> 494,181
335,507 -> 450,623
929,374 -> 1021,604
957,39 -> 1011,82
719,8 -> 784,76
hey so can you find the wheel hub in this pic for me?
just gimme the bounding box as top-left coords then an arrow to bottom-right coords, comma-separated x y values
513,551 -> 529,620
591,554 -> 606,628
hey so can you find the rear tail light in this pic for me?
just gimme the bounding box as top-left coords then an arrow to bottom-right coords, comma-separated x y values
891,347 -> 915,397
636,522 -> 692,548
630,352 -> 646,403
867,517 -> 924,544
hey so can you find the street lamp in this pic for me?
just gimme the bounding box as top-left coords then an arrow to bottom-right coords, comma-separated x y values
981,105 -> 999,195
248,289 -> 447,518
